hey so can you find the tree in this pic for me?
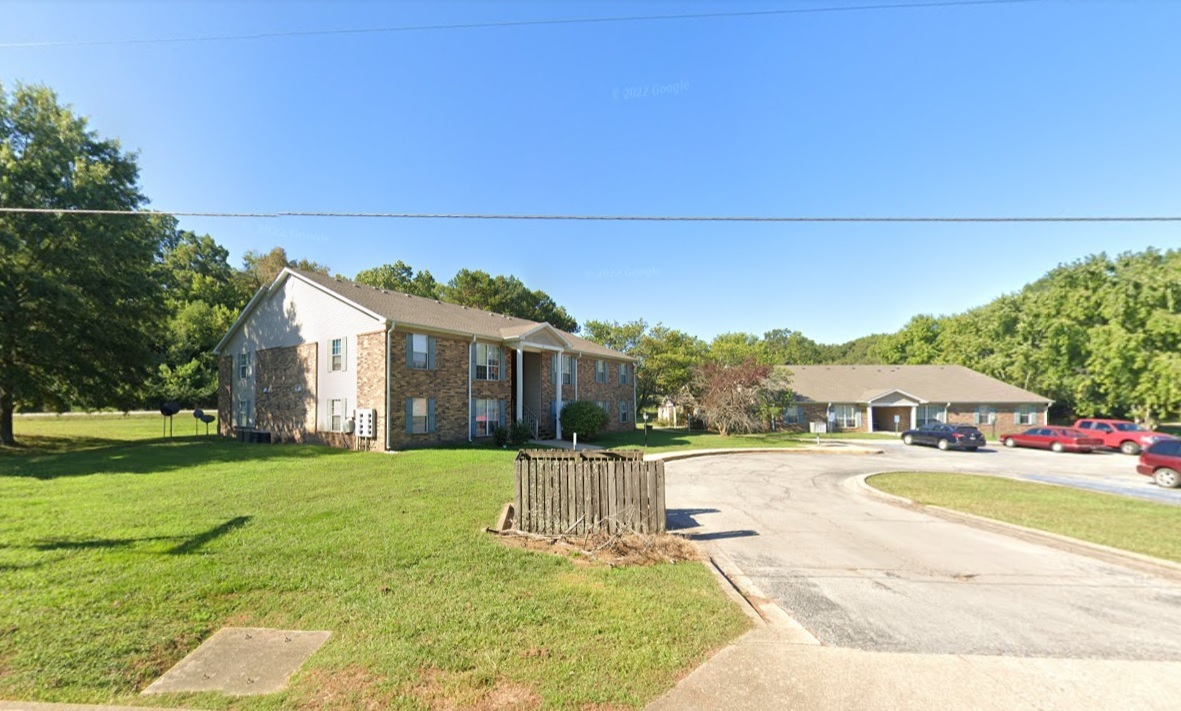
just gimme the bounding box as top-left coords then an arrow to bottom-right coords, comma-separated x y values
690,359 -> 792,436
441,269 -> 577,332
354,260 -> 440,298
241,246 -> 329,290
581,320 -> 707,411
0,83 -> 169,445
707,332 -> 774,366
763,328 -> 823,364
146,229 -> 249,406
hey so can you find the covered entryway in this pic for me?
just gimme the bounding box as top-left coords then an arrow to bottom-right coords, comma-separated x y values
865,389 -> 923,433
872,406 -> 910,433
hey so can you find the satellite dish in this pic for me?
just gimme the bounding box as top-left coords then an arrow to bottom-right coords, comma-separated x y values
193,408 -> 205,419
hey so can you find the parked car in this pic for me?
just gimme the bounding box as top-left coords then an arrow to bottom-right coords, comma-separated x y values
1001,427 -> 1104,453
901,423 -> 985,451
1072,418 -> 1174,455
1136,439 -> 1181,488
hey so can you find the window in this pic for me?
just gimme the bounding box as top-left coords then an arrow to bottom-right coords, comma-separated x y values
330,338 -> 345,371
596,401 -> 610,417
237,351 -> 251,379
619,401 -> 630,424
409,397 -> 429,434
329,398 -> 346,432
474,398 -> 502,437
783,406 -> 802,425
1015,405 -> 1038,426
974,405 -> 996,425
409,334 -> 429,370
618,363 -> 631,385
235,397 -> 252,428
562,354 -> 574,385
833,405 -> 859,429
475,343 -> 501,381
917,405 -> 946,427
595,359 -> 607,383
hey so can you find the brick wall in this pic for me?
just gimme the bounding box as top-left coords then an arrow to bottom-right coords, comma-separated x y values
254,343 -> 317,442
355,330 -> 387,450
217,355 -> 233,436
946,404 -> 1039,439
574,356 -> 636,433
388,329 -> 470,449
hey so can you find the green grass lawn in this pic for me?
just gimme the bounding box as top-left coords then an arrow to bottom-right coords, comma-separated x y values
0,418 -> 749,709
592,426 -> 895,453
869,472 -> 1181,564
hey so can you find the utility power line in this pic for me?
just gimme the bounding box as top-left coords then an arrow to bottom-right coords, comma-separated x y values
0,207 -> 1176,224
0,0 -> 1043,49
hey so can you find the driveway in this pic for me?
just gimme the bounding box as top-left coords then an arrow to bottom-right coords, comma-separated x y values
649,450 -> 1181,709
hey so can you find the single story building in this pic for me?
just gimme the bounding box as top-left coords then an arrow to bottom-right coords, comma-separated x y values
213,268 -> 636,449
780,365 -> 1051,436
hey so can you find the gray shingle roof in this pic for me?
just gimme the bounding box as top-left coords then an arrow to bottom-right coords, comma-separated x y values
292,269 -> 633,360
781,364 -> 1050,404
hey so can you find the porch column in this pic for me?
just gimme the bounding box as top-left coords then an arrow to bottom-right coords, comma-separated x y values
867,404 -> 874,433
555,350 -> 563,440
910,407 -> 917,430
515,348 -> 524,422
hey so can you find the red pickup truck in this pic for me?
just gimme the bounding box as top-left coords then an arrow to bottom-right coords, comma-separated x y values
1072,418 -> 1174,455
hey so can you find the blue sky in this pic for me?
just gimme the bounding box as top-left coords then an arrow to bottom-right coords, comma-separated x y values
4,0 -> 1179,343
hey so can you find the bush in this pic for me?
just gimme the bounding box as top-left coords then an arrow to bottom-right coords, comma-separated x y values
508,420 -> 534,447
559,401 -> 608,440
491,426 -> 510,448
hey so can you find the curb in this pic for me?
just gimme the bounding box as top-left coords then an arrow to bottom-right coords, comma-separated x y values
649,445 -> 883,463
707,550 -> 820,645
855,472 -> 1181,582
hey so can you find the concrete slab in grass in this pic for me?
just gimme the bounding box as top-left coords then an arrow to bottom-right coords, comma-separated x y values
142,628 -> 330,696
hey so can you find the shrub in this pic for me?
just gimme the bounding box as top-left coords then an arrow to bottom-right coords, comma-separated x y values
559,401 -> 608,440
508,420 -> 534,447
491,426 -> 510,448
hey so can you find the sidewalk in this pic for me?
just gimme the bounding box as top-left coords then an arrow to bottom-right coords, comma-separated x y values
646,626 -> 1181,710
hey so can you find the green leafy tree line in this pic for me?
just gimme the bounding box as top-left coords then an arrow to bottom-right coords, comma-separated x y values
354,261 -> 578,332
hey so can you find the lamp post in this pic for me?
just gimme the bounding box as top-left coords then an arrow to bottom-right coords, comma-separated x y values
643,412 -> 650,447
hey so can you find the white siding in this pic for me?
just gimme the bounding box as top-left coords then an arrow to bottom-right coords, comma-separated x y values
223,276 -> 386,431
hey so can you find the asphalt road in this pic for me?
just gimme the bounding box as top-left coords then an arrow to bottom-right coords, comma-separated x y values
665,447 -> 1181,660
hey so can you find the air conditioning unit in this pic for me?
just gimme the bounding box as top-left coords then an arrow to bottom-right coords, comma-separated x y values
355,408 -> 377,438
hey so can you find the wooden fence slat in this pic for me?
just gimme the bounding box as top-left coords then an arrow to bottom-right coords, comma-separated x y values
513,453 -> 666,535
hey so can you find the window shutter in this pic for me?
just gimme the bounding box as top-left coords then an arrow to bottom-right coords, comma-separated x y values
498,346 -> 506,381
1031,410 -> 1039,425
571,357 -> 577,388
405,398 -> 414,434
470,398 -> 477,438
854,409 -> 862,428
427,398 -> 437,433
406,334 -> 414,368
341,339 -> 348,372
551,354 -> 558,385
428,337 -> 437,370
498,400 -> 506,428
470,343 -> 477,380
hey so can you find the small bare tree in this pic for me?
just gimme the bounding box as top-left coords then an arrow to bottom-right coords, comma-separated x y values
692,360 -> 792,436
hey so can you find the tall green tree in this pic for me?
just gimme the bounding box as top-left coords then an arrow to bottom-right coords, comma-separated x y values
354,260 -> 440,298
582,319 -> 706,410
147,229 -> 249,406
0,83 -> 168,445
241,246 -> 329,290
763,328 -> 823,364
707,332 -> 774,366
441,269 -> 577,332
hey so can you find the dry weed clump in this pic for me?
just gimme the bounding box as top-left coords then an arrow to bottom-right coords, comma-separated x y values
496,530 -> 703,567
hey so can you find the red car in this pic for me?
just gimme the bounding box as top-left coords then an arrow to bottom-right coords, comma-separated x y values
1137,439 -> 1181,488
1002,427 -> 1104,453
1072,418 -> 1174,455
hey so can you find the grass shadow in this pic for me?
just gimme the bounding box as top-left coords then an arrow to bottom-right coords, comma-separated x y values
1,438 -> 349,481
28,516 -> 252,556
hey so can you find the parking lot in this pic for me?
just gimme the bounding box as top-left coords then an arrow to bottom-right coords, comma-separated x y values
858,437 -> 1180,505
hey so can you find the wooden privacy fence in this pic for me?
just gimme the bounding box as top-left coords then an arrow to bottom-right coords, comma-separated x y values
514,450 -> 666,535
